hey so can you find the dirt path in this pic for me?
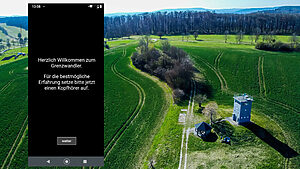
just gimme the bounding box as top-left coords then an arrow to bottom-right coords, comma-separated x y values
258,56 -> 267,97
105,48 -> 146,159
215,52 -> 228,90
178,80 -> 196,169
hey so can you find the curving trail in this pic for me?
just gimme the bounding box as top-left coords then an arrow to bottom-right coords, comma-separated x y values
193,53 -> 230,93
257,55 -> 299,113
104,49 -> 146,159
194,55 -> 224,90
215,52 -> 228,90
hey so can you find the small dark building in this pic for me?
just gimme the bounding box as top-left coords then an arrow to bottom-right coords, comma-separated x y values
195,122 -> 212,138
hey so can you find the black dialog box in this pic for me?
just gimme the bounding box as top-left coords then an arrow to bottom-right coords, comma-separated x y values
28,4 -> 104,166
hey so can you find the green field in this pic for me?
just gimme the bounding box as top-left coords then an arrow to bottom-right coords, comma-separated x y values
168,35 -> 300,168
103,44 -> 170,169
0,57 -> 28,168
105,38 -> 135,49
121,35 -> 299,168
0,33 -> 299,168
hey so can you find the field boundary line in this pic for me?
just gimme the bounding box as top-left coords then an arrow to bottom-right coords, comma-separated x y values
6,126 -> 28,168
1,116 -> 28,169
105,48 -> 146,159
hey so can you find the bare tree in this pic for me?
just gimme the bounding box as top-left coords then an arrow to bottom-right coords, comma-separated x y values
224,30 -> 229,43
186,33 -> 190,42
290,33 -> 298,47
255,28 -> 261,43
203,102 -> 218,125
194,94 -> 207,108
161,40 -> 171,52
248,34 -> 254,45
6,39 -> 11,49
235,31 -> 243,44
139,36 -> 151,53
193,32 -> 198,40
265,31 -> 276,44
157,31 -> 164,39
173,89 -> 185,104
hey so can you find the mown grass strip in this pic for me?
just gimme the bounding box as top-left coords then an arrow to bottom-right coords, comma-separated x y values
105,48 -> 146,158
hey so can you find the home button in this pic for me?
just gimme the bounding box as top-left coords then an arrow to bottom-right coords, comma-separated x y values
63,158 -> 70,165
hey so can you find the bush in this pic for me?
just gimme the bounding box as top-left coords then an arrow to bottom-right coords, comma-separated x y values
161,40 -> 171,52
173,88 -> 185,104
255,42 -> 295,52
132,36 -> 195,98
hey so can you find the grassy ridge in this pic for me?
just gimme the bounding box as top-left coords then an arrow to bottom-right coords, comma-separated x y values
104,47 -> 139,147
103,44 -> 167,168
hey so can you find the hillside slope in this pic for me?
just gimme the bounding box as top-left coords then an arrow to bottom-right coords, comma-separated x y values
0,23 -> 28,40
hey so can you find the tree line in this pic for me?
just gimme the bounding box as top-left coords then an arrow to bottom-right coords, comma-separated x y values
0,16 -> 28,30
104,11 -> 300,39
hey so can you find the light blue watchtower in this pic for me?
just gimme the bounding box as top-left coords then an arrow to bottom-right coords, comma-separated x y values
232,93 -> 253,125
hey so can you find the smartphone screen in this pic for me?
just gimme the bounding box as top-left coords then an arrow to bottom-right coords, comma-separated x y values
28,4 -> 104,166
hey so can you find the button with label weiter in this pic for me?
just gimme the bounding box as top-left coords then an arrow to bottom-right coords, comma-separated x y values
57,137 -> 76,145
